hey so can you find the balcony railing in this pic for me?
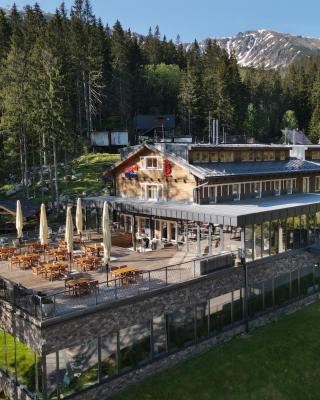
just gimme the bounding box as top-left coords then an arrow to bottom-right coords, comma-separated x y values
0,252 -> 237,321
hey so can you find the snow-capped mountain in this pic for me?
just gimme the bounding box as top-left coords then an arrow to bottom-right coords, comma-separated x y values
195,29 -> 320,69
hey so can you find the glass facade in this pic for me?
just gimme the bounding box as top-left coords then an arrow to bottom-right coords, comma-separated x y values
0,329 -> 42,397
2,262 -> 320,399
244,212 -> 320,261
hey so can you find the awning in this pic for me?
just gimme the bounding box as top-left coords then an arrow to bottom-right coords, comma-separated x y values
83,193 -> 320,227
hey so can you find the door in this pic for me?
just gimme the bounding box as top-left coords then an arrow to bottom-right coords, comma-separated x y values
303,177 -> 310,193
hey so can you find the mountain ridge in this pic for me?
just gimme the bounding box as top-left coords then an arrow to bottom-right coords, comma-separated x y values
189,29 -> 320,69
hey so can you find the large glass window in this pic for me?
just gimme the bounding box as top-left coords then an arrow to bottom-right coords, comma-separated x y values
168,308 -> 195,350
119,322 -> 151,371
300,265 -> 314,296
0,329 -> 5,371
286,217 -> 295,250
262,222 -> 270,257
46,352 -> 58,400
248,285 -> 264,317
244,225 -> 253,262
101,333 -> 117,379
270,220 -> 279,256
309,213 -> 316,244
300,214 -> 308,247
196,303 -> 209,341
209,294 -> 232,333
152,316 -> 167,357
232,289 -> 243,323
58,339 -> 99,397
279,219 -> 286,253
274,273 -> 290,306
293,216 -> 301,248
254,224 -> 262,260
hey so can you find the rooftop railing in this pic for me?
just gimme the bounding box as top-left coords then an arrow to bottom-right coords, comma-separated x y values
0,252 -> 237,321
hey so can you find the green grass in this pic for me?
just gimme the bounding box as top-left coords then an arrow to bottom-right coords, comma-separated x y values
115,301 -> 320,400
0,152 -> 120,203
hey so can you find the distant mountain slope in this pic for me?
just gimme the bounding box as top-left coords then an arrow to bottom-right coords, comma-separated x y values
194,30 -> 320,69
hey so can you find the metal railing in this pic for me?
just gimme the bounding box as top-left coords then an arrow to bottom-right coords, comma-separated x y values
0,252 -> 237,321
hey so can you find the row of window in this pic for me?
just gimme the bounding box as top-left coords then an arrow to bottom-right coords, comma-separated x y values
191,150 -> 285,163
201,178 -> 297,201
244,213 -> 320,262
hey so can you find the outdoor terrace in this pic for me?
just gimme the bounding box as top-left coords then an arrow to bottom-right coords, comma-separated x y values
0,231 -> 239,321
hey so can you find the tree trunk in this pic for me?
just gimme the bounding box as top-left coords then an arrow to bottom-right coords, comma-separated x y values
83,71 -> 90,138
23,130 -> 29,198
42,132 -> 47,166
53,140 -> 59,214
19,134 -> 25,194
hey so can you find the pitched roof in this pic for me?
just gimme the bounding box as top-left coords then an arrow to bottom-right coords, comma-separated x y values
192,159 -> 320,178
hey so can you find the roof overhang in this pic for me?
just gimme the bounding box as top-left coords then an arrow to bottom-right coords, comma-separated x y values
83,193 -> 320,227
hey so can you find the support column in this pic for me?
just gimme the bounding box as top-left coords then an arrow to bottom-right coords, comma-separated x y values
95,206 -> 99,234
196,223 -> 201,257
132,215 -> 137,251
278,223 -> 284,253
84,206 -> 88,231
185,222 -> 189,252
150,218 -> 155,240
220,226 -> 225,252
168,222 -> 172,241
208,224 -> 213,255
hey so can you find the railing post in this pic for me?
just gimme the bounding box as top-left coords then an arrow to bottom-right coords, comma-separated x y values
115,280 -> 118,299
165,267 -> 168,285
193,260 -> 196,278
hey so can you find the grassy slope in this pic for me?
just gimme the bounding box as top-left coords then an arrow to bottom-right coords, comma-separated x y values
115,301 -> 320,400
0,153 -> 120,203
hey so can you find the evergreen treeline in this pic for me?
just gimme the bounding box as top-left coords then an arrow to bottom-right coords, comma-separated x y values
1,0 -> 320,200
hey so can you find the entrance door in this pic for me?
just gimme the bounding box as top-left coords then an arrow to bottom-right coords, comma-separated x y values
303,177 -> 310,193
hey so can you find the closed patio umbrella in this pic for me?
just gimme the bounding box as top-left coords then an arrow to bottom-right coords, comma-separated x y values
16,200 -> 23,241
39,203 -> 48,246
76,198 -> 83,240
102,201 -> 111,270
65,206 -> 74,270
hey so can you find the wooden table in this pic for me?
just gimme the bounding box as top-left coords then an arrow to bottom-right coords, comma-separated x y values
85,244 -> 104,257
75,256 -> 101,271
111,265 -> 138,277
41,262 -> 68,280
65,275 -> 97,296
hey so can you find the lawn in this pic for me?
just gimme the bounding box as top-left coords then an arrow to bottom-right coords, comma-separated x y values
0,152 -> 120,203
115,301 -> 320,400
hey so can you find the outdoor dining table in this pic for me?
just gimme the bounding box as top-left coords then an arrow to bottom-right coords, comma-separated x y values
75,255 -> 101,271
0,247 -> 15,260
85,243 -> 104,257
111,265 -> 142,286
15,253 -> 40,269
65,274 -> 97,296
41,262 -> 68,280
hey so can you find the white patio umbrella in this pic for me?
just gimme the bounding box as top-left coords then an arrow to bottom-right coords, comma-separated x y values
102,201 -> 111,269
65,206 -> 74,255
39,203 -> 49,246
75,198 -> 83,240
16,200 -> 23,240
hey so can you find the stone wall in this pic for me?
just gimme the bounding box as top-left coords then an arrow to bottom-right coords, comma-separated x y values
40,249 -> 320,354
63,293 -> 320,400
0,301 -> 42,353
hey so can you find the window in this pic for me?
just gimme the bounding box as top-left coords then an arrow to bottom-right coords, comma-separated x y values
210,152 -> 218,162
241,151 -> 254,161
263,151 -> 275,161
280,151 -> 286,160
316,176 -> 320,191
192,151 -> 201,163
303,177 -> 310,193
119,322 -> 151,371
232,183 -> 240,200
142,184 -> 163,201
201,152 -> 209,162
256,151 -> 263,161
144,156 -> 160,169
220,151 -> 234,162
254,181 -> 262,197
286,179 -> 293,194
312,151 -> 320,160
274,180 -> 281,195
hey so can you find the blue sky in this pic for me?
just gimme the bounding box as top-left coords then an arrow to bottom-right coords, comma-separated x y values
1,0 -> 320,42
